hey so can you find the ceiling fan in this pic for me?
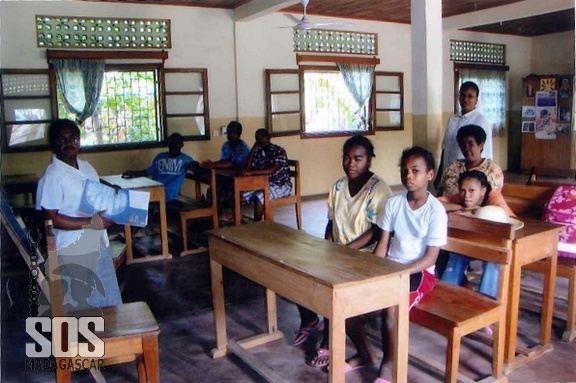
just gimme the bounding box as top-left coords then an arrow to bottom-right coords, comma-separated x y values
281,0 -> 353,30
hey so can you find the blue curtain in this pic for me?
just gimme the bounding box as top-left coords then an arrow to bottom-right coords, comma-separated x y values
52,59 -> 105,125
337,63 -> 375,129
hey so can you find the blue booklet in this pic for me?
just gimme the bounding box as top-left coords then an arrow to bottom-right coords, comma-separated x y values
79,179 -> 150,227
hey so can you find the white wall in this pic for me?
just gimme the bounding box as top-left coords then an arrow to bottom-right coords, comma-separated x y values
1,1 -> 571,194
530,30 -> 575,74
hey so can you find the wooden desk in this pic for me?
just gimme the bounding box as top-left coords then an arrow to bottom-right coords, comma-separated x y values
100,175 -> 172,264
2,173 -> 39,207
504,218 -> 563,373
208,221 -> 410,383
213,169 -> 272,225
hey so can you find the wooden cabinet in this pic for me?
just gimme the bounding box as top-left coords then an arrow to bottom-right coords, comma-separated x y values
521,74 -> 575,170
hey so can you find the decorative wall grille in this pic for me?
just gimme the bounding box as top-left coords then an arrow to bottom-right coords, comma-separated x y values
293,29 -> 377,55
450,40 -> 505,65
36,15 -> 171,49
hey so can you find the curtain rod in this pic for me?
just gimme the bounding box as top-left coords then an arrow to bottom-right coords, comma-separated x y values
296,54 -> 380,65
46,50 -> 169,62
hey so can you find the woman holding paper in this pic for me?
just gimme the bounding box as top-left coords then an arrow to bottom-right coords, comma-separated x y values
36,119 -> 122,310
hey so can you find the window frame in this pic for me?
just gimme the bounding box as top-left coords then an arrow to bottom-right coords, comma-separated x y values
1,61 -> 210,153
374,71 -> 404,131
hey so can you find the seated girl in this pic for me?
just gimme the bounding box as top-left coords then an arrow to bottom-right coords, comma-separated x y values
438,170 -> 516,298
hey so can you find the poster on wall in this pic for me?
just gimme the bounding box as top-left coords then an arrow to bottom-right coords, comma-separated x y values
536,90 -> 557,108
559,77 -> 572,98
522,121 -> 535,133
522,106 -> 536,118
560,106 -> 571,122
535,107 -> 557,139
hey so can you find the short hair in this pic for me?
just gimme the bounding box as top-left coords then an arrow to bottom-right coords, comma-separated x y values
343,134 -> 375,158
458,170 -> 492,205
227,121 -> 243,136
255,128 -> 270,139
456,125 -> 487,145
48,119 -> 80,151
167,133 -> 184,144
460,81 -> 479,96
399,146 -> 435,171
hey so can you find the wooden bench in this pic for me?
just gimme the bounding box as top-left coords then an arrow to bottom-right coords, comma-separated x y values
410,213 -> 514,383
502,183 -> 576,342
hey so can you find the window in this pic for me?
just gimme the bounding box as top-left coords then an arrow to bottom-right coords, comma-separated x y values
57,65 -> 162,147
455,64 -> 508,136
1,55 -> 210,152
265,62 -> 402,137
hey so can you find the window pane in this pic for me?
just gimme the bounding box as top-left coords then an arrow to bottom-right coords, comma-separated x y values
58,69 -> 160,146
165,72 -> 203,92
6,122 -> 50,147
271,74 -> 299,92
376,94 -> 401,109
375,76 -> 400,91
271,94 -> 299,113
304,71 -> 370,133
5,99 -> 51,121
167,116 -> 205,136
376,111 -> 402,127
2,74 -> 50,97
166,94 -> 204,114
272,113 -> 300,133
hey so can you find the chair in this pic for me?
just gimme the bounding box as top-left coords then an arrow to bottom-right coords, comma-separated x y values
410,213 -> 514,383
527,166 -> 576,186
169,168 -> 218,256
45,220 -> 160,383
270,159 -> 302,230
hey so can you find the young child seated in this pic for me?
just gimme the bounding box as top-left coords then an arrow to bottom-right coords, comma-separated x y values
438,170 -> 518,298
344,146 -> 448,383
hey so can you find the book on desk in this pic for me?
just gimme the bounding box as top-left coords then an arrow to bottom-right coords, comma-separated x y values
79,179 -> 150,227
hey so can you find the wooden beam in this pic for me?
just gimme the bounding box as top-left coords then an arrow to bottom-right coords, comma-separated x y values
296,54 -> 380,65
46,50 -> 168,61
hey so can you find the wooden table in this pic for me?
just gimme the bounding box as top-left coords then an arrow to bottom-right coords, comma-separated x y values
504,217 -> 563,373
208,221 -> 411,383
100,175 -> 172,264
213,169 -> 272,225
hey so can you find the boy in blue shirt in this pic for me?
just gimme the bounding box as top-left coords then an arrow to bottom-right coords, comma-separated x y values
123,133 -> 197,202
201,121 -> 249,170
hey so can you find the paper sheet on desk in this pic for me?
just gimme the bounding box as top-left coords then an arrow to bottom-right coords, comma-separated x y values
79,179 -> 150,227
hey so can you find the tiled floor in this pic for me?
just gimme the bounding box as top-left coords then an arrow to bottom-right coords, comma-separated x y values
2,187 -> 575,383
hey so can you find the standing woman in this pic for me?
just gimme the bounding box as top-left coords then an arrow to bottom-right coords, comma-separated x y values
36,119 -> 122,310
294,135 -> 392,368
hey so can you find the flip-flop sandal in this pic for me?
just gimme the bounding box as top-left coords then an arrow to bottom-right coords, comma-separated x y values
308,348 -> 330,367
292,319 -> 324,346
374,378 -> 392,383
326,361 -> 369,373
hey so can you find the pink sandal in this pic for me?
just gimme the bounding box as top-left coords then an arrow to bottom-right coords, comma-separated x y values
292,319 -> 324,346
308,347 -> 330,367
374,378 -> 392,383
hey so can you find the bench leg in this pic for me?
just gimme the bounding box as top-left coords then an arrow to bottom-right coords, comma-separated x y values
445,332 -> 461,383
142,333 -> 160,383
180,214 -> 189,252
136,354 -> 147,383
492,318 -> 505,379
563,269 -> 576,342
295,202 -> 302,230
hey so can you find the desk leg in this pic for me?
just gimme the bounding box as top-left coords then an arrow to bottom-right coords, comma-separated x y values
328,311 -> 346,383
394,299 -> 409,383
158,199 -> 169,257
265,289 -> 278,334
540,253 -> 557,345
210,259 -> 228,358
234,186 -> 242,226
263,186 -> 273,222
124,225 -> 133,264
505,260 -> 522,365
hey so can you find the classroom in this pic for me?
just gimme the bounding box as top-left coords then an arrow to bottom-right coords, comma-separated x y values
1,1 -> 575,382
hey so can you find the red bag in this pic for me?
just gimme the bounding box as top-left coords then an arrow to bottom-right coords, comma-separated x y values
544,185 -> 576,259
